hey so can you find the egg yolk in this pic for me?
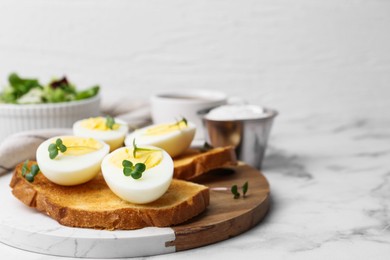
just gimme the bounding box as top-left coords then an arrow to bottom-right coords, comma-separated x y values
81,117 -> 120,131
144,121 -> 188,136
59,137 -> 103,156
109,147 -> 163,170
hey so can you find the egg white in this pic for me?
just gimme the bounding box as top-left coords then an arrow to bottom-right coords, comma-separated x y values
73,117 -> 128,151
36,136 -> 110,186
124,121 -> 196,158
101,146 -> 173,204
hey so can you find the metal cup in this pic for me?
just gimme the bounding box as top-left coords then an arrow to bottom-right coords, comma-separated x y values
203,108 -> 278,169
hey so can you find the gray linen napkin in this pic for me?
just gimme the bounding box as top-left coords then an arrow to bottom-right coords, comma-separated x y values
0,101 -> 150,176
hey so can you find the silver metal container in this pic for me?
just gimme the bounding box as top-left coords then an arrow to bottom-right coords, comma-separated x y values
203,108 -> 278,169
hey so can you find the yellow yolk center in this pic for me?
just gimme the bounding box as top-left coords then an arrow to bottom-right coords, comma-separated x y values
144,121 -> 187,136
110,147 -> 163,170
81,117 -> 120,131
60,137 -> 103,156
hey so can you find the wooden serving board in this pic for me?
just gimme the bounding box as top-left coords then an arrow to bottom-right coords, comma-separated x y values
0,164 -> 270,258
170,164 -> 270,251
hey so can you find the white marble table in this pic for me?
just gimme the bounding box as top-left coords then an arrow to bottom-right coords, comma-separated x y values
1,116 -> 389,260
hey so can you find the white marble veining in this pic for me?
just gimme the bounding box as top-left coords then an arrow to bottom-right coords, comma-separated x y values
1,116 -> 389,259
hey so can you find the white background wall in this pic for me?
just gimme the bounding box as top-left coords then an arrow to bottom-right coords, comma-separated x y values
1,0 -> 389,123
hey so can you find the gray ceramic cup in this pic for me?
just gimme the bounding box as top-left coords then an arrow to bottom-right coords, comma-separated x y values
203,108 -> 278,169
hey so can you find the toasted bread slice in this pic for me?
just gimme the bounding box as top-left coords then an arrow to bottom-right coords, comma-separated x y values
173,146 -> 237,180
10,161 -> 209,230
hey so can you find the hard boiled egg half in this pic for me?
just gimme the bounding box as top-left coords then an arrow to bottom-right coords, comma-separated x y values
73,116 -> 128,151
36,136 -> 110,186
124,119 -> 196,158
101,146 -> 173,204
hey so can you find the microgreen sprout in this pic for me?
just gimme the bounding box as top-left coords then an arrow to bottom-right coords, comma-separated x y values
21,160 -> 40,183
122,160 -> 146,179
106,116 -> 115,130
231,184 -> 240,199
172,117 -> 188,128
48,138 -> 99,159
48,138 -> 67,159
180,117 -> 188,126
21,160 -> 29,176
132,139 -> 160,158
200,142 -> 213,153
242,181 -> 249,198
230,181 -> 249,199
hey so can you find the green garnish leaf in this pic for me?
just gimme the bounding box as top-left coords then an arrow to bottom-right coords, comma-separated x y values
123,167 -> 132,176
56,138 -> 63,146
200,142 -> 213,153
49,149 -> 58,159
122,160 -> 133,168
242,181 -> 249,197
231,184 -> 240,199
182,117 -> 188,126
132,139 -> 161,159
31,164 -> 40,177
59,144 -> 67,153
131,170 -> 143,180
127,139 -> 160,179
230,181 -> 249,199
21,160 -> 40,182
172,117 -> 188,128
25,173 -> 34,182
106,116 -> 115,130
55,139 -> 67,153
48,138 -> 67,159
22,160 -> 29,177
134,163 -> 146,173
48,143 -> 57,151
122,159 -> 146,179
132,139 -> 137,158
50,143 -> 59,157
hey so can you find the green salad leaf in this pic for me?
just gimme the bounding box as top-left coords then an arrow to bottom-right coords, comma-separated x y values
0,73 -> 100,104
75,85 -> 99,100
1,73 -> 42,103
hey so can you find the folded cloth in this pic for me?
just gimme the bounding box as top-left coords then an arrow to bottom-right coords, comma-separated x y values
0,129 -> 72,176
0,100 -> 151,176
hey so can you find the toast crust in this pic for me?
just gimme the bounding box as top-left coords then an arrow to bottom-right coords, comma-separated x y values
10,161 -> 209,230
174,146 -> 237,180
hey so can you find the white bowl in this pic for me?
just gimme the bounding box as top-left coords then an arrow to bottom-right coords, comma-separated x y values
150,89 -> 227,140
0,95 -> 100,142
